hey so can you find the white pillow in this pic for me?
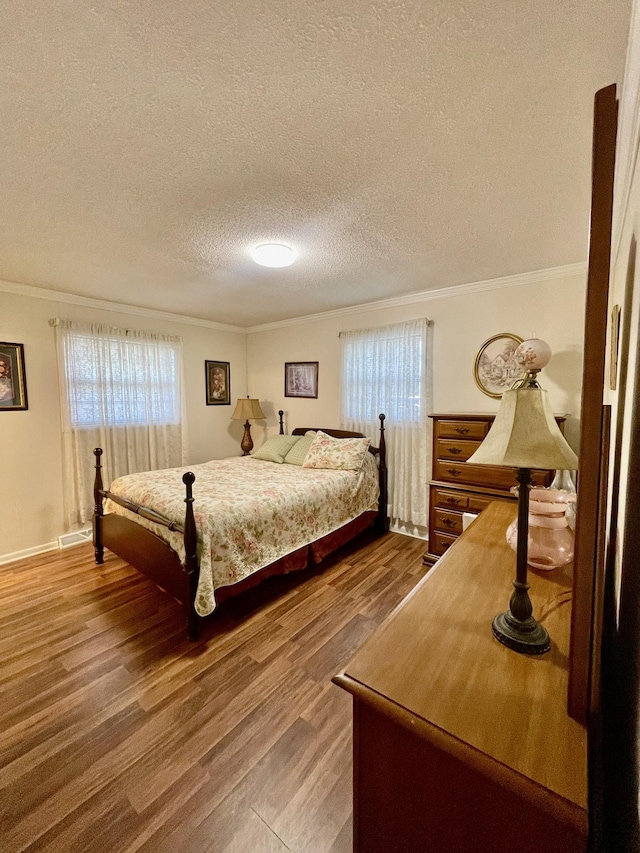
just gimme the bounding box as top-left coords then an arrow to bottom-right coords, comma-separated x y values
302,430 -> 371,471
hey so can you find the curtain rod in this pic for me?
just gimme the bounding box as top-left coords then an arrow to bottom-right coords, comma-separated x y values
48,317 -> 182,341
338,317 -> 432,337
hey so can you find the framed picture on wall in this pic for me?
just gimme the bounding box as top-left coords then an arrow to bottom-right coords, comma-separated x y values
205,360 -> 231,405
473,333 -> 523,398
285,362 -> 318,398
610,304 -> 621,390
0,342 -> 28,411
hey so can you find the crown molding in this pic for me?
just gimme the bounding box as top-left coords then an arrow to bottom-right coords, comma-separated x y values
2,262 -> 587,335
0,279 -> 246,334
246,262 -> 587,334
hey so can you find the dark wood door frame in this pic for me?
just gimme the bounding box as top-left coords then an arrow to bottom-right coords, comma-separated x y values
568,83 -> 618,724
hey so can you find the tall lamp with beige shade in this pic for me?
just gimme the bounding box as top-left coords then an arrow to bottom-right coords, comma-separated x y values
467,339 -> 579,655
231,396 -> 266,456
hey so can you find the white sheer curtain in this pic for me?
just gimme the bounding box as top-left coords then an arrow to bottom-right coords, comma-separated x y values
54,319 -> 186,529
340,318 -> 431,530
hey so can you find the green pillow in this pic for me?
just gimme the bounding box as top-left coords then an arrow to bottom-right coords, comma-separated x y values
283,434 -> 316,465
252,434 -> 300,463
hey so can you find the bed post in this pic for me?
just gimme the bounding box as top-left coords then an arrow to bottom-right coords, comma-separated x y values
279,410 -> 284,435
182,472 -> 200,641
376,414 -> 389,533
93,447 -> 105,564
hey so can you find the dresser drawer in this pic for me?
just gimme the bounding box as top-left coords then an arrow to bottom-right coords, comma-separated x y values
432,488 -> 469,510
435,461 -> 552,491
435,419 -> 489,441
433,508 -> 464,535
468,493 -> 515,512
434,460 -> 517,490
430,530 -> 458,557
425,414 -> 561,567
436,438 -> 481,462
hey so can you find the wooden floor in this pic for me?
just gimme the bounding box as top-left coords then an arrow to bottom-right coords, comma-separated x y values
0,530 -> 428,853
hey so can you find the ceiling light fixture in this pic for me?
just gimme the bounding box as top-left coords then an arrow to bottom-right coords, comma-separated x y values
251,243 -> 296,268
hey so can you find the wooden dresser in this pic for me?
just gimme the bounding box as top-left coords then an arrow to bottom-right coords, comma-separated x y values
425,413 -> 566,564
334,501 -> 587,853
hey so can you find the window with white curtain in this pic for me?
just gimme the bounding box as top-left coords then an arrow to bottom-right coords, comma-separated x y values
340,318 -> 430,531
54,319 -> 185,529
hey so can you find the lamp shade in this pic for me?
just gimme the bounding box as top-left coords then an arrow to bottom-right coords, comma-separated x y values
231,397 -> 266,421
467,387 -> 578,471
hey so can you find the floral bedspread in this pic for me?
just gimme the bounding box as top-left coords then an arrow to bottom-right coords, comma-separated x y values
105,454 -> 379,616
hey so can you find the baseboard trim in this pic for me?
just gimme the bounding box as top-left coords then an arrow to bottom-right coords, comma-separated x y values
0,541 -> 59,566
389,522 -> 428,541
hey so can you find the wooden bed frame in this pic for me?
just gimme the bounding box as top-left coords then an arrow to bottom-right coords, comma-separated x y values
93,413 -> 388,640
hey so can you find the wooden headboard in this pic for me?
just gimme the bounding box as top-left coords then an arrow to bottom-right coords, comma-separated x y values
277,409 -> 388,533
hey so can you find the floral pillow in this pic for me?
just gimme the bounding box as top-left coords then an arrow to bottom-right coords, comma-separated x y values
252,434 -> 300,463
302,430 -> 371,471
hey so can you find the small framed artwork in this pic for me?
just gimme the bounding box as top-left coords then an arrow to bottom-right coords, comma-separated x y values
610,304 -> 621,391
473,333 -> 524,399
205,360 -> 231,405
0,342 -> 28,411
285,361 -> 319,398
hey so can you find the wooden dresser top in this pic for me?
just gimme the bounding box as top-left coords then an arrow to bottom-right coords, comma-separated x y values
335,501 -> 587,813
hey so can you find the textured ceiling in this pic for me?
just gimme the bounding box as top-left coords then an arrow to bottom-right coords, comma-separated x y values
0,1 -> 631,327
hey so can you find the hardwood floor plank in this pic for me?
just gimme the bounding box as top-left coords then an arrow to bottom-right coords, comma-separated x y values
328,814 -> 353,853
0,531 -> 426,852
0,666 -> 134,777
301,613 -> 379,683
117,762 -> 212,853
267,723 -> 352,851
217,808 -> 290,853
30,796 -> 138,853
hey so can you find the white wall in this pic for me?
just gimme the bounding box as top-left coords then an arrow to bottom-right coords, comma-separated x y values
608,6 -> 640,605
0,268 -> 587,561
247,271 -> 586,451
594,6 -> 640,840
0,287 -> 248,560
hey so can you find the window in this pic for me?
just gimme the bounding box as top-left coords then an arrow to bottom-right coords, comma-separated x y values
54,319 -> 184,527
340,319 -> 431,530
63,332 -> 180,427
341,324 -> 425,424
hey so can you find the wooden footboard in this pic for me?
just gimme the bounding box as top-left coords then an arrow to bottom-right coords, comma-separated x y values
93,448 -> 200,640
100,513 -> 188,603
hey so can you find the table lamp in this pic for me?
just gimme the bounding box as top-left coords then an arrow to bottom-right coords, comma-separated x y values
467,339 -> 578,655
231,396 -> 266,455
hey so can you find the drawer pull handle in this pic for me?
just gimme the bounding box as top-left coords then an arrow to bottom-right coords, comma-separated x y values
446,468 -> 462,477
442,518 -> 457,527
445,497 -> 461,506
448,447 -> 462,455
454,427 -> 469,434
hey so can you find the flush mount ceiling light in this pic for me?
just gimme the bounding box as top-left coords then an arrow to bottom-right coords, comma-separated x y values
251,243 -> 296,268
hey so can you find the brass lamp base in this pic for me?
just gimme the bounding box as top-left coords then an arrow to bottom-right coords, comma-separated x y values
492,611 -> 550,656
240,420 -> 253,456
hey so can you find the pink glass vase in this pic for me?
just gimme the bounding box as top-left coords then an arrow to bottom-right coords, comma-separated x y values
506,487 -> 576,571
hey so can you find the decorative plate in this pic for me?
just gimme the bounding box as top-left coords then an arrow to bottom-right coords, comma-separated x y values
473,333 -> 524,398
